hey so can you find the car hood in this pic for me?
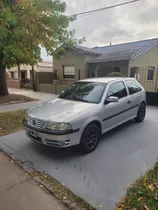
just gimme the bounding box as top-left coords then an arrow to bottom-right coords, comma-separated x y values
28,98 -> 96,122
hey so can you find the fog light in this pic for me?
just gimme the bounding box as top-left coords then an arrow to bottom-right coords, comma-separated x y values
59,141 -> 65,146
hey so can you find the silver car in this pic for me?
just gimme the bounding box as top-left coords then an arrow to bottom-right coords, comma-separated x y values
23,78 -> 146,154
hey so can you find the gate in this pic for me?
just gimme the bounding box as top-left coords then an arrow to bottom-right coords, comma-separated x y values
21,78 -> 33,89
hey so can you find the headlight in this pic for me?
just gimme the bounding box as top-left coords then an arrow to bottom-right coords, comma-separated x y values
47,122 -> 72,131
24,113 -> 28,121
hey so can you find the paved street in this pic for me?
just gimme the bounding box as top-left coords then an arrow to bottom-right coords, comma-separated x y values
0,106 -> 158,209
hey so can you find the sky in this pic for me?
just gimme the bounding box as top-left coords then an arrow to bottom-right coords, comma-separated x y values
42,0 -> 158,61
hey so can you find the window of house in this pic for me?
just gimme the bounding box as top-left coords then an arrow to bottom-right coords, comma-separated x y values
147,67 -> 154,80
107,82 -> 127,99
21,71 -> 26,79
126,80 -> 142,95
63,65 -> 75,79
11,72 -> 14,78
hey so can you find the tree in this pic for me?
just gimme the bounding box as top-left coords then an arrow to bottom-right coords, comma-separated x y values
0,0 -> 83,95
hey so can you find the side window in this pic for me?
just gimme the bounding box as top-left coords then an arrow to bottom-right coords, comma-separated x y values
126,80 -> 142,95
107,82 -> 127,99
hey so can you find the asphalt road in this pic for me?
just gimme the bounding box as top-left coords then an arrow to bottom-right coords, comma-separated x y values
0,106 -> 158,209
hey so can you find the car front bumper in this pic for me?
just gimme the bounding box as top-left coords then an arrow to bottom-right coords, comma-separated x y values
22,120 -> 81,148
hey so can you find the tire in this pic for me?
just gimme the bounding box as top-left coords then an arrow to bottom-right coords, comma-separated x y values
135,103 -> 146,123
80,123 -> 101,154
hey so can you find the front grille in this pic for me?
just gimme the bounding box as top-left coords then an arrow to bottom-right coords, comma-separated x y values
28,117 -> 45,128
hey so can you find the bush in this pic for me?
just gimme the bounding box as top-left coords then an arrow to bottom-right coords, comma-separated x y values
107,72 -> 124,77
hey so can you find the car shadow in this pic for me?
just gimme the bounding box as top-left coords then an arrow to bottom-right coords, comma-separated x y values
100,119 -> 135,143
30,119 -> 137,160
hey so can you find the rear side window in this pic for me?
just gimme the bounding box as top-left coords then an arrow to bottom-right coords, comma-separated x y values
126,80 -> 142,95
107,82 -> 127,99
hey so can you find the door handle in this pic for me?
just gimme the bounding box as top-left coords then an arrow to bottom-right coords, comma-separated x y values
127,100 -> 131,104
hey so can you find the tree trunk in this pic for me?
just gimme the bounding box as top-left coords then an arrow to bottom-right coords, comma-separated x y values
0,61 -> 9,96
18,64 -> 20,79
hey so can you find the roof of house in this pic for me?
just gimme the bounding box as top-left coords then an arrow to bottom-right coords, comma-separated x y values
76,38 -> 158,63
73,45 -> 102,56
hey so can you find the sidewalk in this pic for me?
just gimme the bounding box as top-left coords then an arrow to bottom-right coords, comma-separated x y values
0,101 -> 41,113
0,151 -> 68,210
0,88 -> 58,113
8,88 -> 58,101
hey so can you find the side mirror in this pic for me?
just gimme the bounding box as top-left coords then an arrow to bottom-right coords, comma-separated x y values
105,96 -> 119,104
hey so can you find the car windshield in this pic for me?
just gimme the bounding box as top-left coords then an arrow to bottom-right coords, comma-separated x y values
59,82 -> 107,104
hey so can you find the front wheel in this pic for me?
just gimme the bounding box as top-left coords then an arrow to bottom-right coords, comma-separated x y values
80,124 -> 101,154
135,103 -> 146,123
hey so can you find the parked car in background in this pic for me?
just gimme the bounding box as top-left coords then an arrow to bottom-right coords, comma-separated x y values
23,77 -> 146,154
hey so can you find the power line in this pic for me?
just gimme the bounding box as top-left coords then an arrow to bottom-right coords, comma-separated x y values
68,0 -> 140,18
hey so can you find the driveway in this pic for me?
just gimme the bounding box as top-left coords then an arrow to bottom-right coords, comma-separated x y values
0,106 -> 158,209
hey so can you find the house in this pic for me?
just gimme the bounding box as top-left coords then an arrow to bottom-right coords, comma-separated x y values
53,38 -> 158,94
7,61 -> 53,80
6,60 -> 53,90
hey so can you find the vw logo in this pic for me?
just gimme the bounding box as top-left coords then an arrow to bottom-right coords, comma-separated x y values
33,119 -> 37,126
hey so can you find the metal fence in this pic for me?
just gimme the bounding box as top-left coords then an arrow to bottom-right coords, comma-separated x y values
21,78 -> 33,89
130,66 -> 158,93
130,66 -> 158,106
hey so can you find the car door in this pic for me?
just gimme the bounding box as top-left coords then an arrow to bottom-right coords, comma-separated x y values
125,79 -> 143,117
101,81 -> 131,133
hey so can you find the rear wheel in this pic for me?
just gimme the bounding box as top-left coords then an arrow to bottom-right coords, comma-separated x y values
135,103 -> 146,123
80,123 -> 101,154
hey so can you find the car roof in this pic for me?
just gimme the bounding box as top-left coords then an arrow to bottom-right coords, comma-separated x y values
79,77 -> 134,84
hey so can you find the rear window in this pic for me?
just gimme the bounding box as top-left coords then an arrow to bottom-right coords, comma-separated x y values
126,80 -> 142,95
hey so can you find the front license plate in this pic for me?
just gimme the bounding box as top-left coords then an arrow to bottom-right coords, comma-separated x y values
28,129 -> 37,138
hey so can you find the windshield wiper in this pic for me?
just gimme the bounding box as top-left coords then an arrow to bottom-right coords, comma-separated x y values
71,97 -> 90,103
59,96 -> 91,103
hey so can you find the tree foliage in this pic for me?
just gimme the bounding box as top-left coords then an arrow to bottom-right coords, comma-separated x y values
0,0 -> 82,68
0,0 -> 84,95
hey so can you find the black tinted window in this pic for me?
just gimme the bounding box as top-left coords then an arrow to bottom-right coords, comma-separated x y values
126,80 -> 142,95
108,82 -> 127,99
